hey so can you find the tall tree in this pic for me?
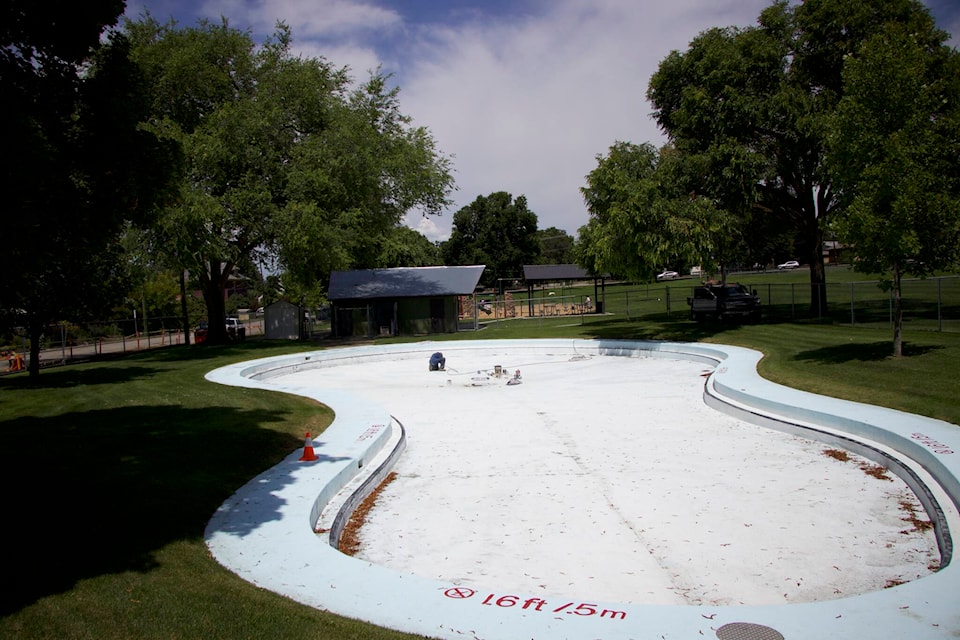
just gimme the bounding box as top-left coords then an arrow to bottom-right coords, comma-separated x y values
278,73 -> 453,281
375,226 -> 442,268
536,227 -> 575,264
442,192 -> 540,289
828,24 -> 960,356
647,0 -> 943,315
128,19 -> 453,343
1,4 -> 177,376
577,142 -> 732,281
128,19 -> 334,344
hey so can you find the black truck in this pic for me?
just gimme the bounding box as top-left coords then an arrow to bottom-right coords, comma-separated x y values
687,283 -> 761,322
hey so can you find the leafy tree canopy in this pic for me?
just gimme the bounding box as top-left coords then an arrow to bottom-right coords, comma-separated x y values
577,142 -> 737,281
375,226 -> 442,268
1,4 -> 178,375
536,227 -> 576,265
127,17 -> 454,343
442,192 -> 540,289
828,23 -> 960,355
646,0 -> 946,312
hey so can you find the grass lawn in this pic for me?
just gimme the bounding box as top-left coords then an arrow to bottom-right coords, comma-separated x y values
2,319 -> 959,639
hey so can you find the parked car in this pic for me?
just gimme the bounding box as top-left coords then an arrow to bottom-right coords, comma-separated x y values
194,321 -> 209,345
777,260 -> 800,270
687,283 -> 761,322
225,316 -> 246,341
656,270 -> 679,281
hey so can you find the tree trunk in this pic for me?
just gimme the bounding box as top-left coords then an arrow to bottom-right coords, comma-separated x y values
892,265 -> 904,357
201,259 -> 231,345
179,269 -> 191,346
808,239 -> 827,319
28,315 -> 42,378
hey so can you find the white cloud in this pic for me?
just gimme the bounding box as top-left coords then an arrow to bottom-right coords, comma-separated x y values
395,0 -> 770,241
197,0 -> 394,78
403,212 -> 446,244
202,0 -> 401,36
143,0 -> 960,244
292,39 -> 383,79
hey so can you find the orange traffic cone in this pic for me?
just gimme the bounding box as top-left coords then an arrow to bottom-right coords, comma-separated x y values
299,432 -> 319,462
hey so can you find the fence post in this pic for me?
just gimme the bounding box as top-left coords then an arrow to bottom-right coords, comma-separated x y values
938,277 -> 943,332
818,282 -> 823,322
850,282 -> 855,326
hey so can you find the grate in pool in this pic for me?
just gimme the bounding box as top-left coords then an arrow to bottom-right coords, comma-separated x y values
716,622 -> 784,640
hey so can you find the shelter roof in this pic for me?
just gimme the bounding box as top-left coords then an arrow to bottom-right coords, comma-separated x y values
328,266 -> 485,300
522,264 -> 598,283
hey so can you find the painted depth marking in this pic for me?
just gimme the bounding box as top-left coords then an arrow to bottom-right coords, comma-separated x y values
911,432 -> 955,455
441,589 -> 627,621
356,424 -> 385,442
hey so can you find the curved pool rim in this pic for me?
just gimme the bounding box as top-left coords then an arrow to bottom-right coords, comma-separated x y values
204,338 -> 960,640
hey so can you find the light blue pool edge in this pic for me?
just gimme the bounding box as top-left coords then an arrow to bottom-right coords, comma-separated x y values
203,338 -> 960,639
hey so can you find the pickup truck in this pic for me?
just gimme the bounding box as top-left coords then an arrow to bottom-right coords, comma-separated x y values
687,283 -> 761,322
225,317 -> 246,341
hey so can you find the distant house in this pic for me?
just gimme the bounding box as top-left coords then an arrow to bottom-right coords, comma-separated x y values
822,240 -> 851,264
328,265 -> 485,338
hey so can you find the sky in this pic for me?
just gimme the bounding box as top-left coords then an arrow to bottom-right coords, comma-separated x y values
123,0 -> 960,243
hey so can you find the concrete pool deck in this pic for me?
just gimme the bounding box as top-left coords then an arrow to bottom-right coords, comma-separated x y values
204,339 -> 960,639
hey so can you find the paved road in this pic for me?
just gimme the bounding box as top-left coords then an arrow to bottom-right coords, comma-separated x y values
8,319 -> 265,372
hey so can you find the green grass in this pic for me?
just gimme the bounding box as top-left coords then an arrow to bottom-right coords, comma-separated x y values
2,318 -> 960,639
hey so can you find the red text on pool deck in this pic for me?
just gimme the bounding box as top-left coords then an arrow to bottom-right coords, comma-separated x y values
443,587 -> 627,621
911,432 -> 955,455
356,424 -> 386,442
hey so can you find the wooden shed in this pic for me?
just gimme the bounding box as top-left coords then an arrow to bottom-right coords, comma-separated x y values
328,265 -> 485,338
264,300 -> 302,340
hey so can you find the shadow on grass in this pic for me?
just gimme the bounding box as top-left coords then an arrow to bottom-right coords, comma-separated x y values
102,338 -> 319,364
0,403 -> 343,616
793,341 -> 941,364
6,339 -> 322,380
0,365 -> 162,389
581,315 -> 748,343
2,338 -> 320,388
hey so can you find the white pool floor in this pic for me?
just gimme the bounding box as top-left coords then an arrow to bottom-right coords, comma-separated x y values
275,350 -> 939,607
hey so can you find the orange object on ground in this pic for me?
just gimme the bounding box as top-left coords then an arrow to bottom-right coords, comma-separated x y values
298,432 -> 319,462
8,353 -> 24,372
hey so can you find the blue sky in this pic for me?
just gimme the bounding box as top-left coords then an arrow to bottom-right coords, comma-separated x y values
123,0 -> 960,242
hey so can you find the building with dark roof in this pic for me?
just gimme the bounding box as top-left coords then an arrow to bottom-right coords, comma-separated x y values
521,264 -> 593,282
327,265 -> 485,338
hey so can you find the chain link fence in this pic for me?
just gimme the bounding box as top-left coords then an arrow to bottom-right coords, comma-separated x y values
742,277 -> 960,331
2,314 -> 266,373
468,275 -> 960,333
4,275 -> 957,373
